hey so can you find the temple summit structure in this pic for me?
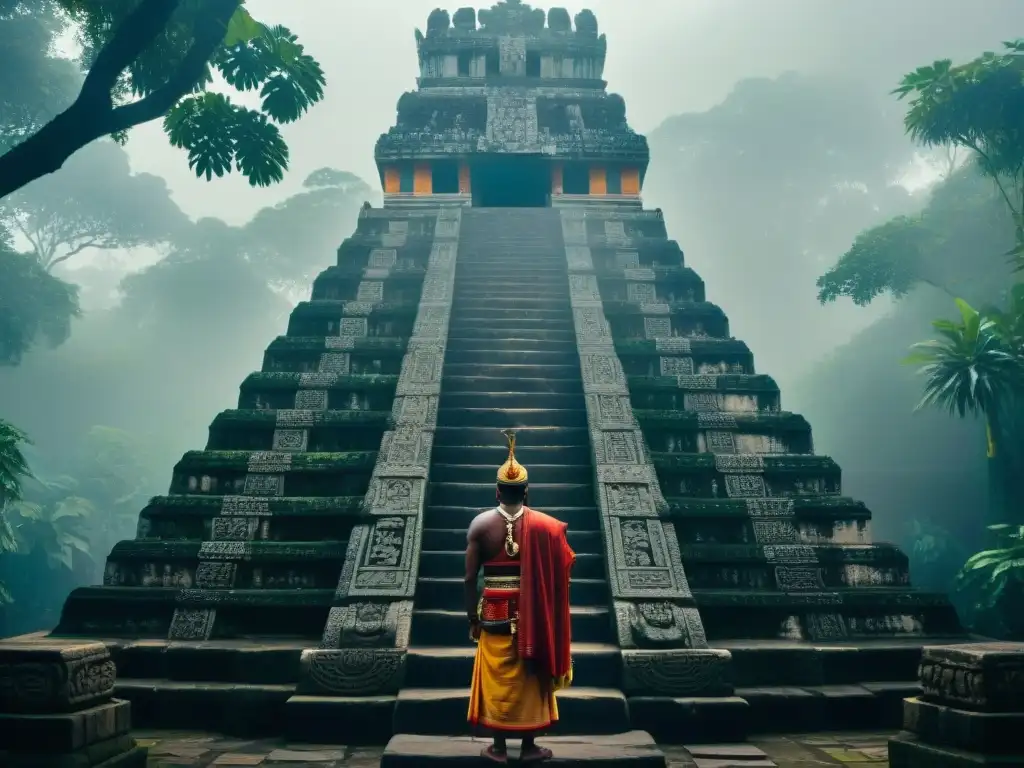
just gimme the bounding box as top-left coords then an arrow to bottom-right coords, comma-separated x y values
5,2 -> 971,762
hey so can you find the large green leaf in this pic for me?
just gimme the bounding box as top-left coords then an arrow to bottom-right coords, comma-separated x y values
231,108 -> 288,187
165,93 -> 238,181
223,6 -> 261,46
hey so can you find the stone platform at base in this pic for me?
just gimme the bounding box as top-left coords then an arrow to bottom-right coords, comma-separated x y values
0,641 -> 147,768
888,643 -> 1024,767
381,732 -> 665,767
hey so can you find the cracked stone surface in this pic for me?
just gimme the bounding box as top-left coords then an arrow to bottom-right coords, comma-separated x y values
138,730 -> 896,767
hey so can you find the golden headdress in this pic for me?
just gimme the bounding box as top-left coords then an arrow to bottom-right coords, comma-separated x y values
496,429 -> 528,486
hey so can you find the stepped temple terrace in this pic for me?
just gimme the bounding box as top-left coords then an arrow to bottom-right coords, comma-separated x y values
8,3 -> 1024,767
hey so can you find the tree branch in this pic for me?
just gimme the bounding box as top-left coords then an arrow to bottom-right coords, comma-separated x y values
0,0 -> 241,201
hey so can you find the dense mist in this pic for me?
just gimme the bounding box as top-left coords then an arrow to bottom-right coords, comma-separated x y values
3,0 -> 1024,637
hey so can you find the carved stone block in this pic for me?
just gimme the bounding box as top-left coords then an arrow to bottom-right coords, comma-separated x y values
678,375 -> 720,391
335,517 -> 422,600
659,356 -> 694,377
412,305 -> 449,341
586,394 -> 636,429
644,317 -> 671,339
297,648 -> 406,697
272,429 -> 308,453
362,478 -> 425,516
242,474 -> 284,497
628,282 -> 657,304
343,302 -> 375,317
294,389 -> 328,411
762,544 -> 818,564
624,268 -> 656,282
320,600 -> 412,649
599,481 -> 659,519
0,643 -> 115,714
605,220 -> 627,241
723,474 -> 766,498
339,317 -> 369,338
210,516 -> 260,541
318,352 -> 351,374
391,396 -> 439,429
565,245 -> 594,271
615,251 -> 640,269
573,308 -> 612,344
614,600 -> 706,649
918,643 -> 1024,712
606,517 -> 691,598
579,353 -> 627,393
569,274 -> 601,303
774,565 -> 823,591
621,649 -> 733,697
753,520 -> 800,545
376,429 -> 433,477
167,607 -> 216,641
356,282 -> 384,303
803,612 -> 848,641
369,249 -> 397,268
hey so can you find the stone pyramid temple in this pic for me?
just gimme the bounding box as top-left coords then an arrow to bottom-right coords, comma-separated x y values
40,0 -> 966,754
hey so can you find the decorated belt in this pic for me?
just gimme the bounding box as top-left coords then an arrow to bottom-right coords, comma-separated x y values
483,575 -> 520,591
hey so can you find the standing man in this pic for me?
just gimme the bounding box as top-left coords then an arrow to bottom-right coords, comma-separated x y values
465,430 -> 576,764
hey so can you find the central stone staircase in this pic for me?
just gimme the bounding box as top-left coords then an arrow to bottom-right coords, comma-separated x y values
391,209 -> 634,738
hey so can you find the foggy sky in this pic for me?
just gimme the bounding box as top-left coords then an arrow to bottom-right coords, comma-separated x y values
122,0 -> 1024,225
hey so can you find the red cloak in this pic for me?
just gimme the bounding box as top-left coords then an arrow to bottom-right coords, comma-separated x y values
516,506 -> 576,683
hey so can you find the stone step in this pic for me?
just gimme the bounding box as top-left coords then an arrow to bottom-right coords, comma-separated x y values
452,298 -> 571,311
429,482 -> 595,508
447,328 -> 576,342
445,337 -> 579,353
422,528 -> 602,554
380,732 -> 666,768
430,463 -> 592,486
392,686 -> 630,736
114,678 -> 293,737
423,506 -> 600,531
444,349 -> 579,366
435,407 -> 588,429
432,426 -> 588,448
405,643 -> 621,688
111,639 -> 306,684
450,308 -> 573,322
440,391 -> 584,410
441,363 -> 581,379
108,539 -> 347,563
431,444 -> 591,466
448,320 -> 576,335
419,550 -> 605,580
415,577 -> 608,609
736,681 -> 922,733
441,375 -> 583,394
409,606 -> 614,646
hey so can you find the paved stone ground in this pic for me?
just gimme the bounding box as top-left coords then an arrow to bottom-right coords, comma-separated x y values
139,730 -> 895,767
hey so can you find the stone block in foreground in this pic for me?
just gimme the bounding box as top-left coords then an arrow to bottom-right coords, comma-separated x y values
381,731 -> 665,767
0,641 -> 147,768
889,643 -> 1024,767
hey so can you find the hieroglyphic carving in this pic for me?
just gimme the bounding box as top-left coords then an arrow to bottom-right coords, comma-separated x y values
356,281 -> 384,303
0,642 -> 117,714
621,648 -> 732,697
660,356 -> 694,377
627,282 -> 657,304
319,209 -> 460,666
560,210 -> 708,658
644,317 -> 672,340
297,647 -> 406,696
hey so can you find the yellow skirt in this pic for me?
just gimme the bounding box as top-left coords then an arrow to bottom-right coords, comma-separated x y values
466,630 -> 559,732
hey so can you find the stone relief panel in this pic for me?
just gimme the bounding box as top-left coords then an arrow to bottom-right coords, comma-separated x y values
320,209 -> 460,659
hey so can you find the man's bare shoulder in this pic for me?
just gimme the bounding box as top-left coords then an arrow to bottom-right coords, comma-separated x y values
467,507 -> 498,536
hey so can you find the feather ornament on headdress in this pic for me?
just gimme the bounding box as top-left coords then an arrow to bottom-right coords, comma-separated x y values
496,429 -> 528,485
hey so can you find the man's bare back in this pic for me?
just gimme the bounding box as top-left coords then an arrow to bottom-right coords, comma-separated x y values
464,506 -> 523,622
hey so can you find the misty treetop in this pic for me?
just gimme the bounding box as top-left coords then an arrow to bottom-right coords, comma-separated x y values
0,0 -> 326,200
894,40 -> 1024,266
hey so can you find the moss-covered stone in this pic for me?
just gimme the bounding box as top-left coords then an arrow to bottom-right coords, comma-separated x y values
627,374 -> 780,392
239,372 -> 400,391
680,542 -> 907,565
109,540 -> 348,561
174,450 -> 378,472
209,409 -> 393,429
637,410 -> 811,432
265,337 -> 409,353
615,338 -> 752,356
142,495 -> 365,517
663,495 -> 871,518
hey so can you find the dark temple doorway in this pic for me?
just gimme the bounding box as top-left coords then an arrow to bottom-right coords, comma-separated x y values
471,155 -> 550,207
